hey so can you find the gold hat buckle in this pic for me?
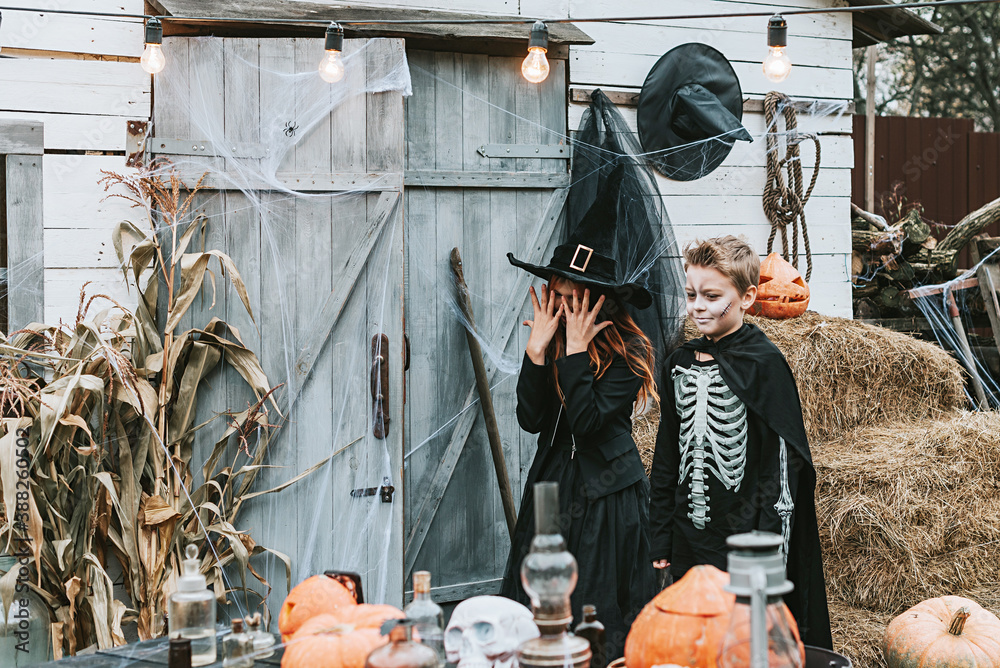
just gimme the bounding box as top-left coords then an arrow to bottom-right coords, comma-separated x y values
569,244 -> 593,273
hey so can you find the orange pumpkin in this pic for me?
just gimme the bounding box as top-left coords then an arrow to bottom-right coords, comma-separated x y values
625,565 -> 733,668
279,575 -> 358,641
750,253 -> 810,319
281,616 -> 385,668
885,596 -> 1000,668
339,604 -> 405,630
624,565 -> 805,668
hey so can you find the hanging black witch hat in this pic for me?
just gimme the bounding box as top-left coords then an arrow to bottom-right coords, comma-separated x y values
637,43 -> 753,181
507,164 -> 653,309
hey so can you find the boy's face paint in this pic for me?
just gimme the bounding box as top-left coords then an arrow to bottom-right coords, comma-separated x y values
685,265 -> 756,341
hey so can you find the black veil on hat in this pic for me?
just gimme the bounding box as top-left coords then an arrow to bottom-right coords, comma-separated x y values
637,43 -> 753,181
509,89 -> 686,375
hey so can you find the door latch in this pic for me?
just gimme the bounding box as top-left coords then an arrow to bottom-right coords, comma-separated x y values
349,476 -> 395,503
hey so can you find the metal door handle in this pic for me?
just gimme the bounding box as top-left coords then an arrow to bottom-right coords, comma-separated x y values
371,334 -> 389,439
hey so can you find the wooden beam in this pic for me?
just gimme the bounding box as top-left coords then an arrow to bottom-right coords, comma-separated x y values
404,187 -> 568,577
404,170 -> 569,188
0,122 -> 43,155
865,45 -> 877,213
165,169 -> 403,192
6,155 -> 44,329
152,0 -> 594,45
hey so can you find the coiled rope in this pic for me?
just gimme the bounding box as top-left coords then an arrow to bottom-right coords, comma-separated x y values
763,91 -> 821,281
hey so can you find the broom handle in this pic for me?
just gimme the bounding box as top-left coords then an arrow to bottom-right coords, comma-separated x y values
450,248 -> 518,538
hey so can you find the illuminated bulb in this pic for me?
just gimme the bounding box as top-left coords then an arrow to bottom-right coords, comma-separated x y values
141,43 -> 166,74
763,46 -> 792,82
763,14 -> 791,83
141,18 -> 165,75
320,22 -> 345,83
319,50 -> 345,83
522,20 -> 550,84
522,47 -> 550,84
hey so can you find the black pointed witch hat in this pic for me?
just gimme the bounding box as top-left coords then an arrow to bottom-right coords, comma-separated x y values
637,43 -> 753,181
507,164 -> 653,309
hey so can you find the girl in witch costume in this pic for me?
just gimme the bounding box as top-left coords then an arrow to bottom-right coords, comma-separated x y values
500,173 -> 659,662
648,236 -> 833,649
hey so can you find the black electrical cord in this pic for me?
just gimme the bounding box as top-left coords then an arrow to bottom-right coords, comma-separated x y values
0,0 -> 997,26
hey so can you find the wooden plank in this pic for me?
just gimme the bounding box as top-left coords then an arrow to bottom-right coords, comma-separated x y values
570,87 -> 856,115
6,155 -> 43,328
404,171 -> 571,187
977,264 -> 1000,361
0,121 -> 42,154
575,20 -> 852,69
570,51 -> 853,99
404,187 -> 567,578
653,166 -> 850,198
671,221 -> 851,255
364,37 -> 406,606
43,155 -> 140,230
0,111 -> 128,151
0,58 -> 149,117
42,268 -> 135,325
1,10 -> 143,57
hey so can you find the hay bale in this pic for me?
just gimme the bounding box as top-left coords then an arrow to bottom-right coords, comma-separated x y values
815,410 -> 1000,615
829,601 -> 891,668
683,312 -> 968,443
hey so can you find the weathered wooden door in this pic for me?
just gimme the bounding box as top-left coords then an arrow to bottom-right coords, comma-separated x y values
403,50 -> 568,603
151,37 -> 406,609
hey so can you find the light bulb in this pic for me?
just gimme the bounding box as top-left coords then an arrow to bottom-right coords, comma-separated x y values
319,49 -> 345,83
522,47 -> 550,84
141,43 -> 166,74
763,46 -> 792,82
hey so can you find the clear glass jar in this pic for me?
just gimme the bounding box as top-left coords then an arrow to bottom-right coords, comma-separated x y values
717,599 -> 803,668
365,622 -> 438,668
169,545 -> 217,667
245,612 -> 275,659
0,554 -> 53,666
222,618 -> 254,668
404,572 -> 444,667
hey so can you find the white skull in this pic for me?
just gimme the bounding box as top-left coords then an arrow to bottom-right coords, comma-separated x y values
445,596 -> 539,668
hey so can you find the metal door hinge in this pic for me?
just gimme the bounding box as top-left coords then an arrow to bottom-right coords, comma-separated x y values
350,476 -> 395,503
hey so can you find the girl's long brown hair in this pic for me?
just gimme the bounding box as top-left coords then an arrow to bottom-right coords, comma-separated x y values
547,288 -> 658,409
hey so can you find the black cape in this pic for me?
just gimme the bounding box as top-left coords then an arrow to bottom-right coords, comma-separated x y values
653,323 -> 832,648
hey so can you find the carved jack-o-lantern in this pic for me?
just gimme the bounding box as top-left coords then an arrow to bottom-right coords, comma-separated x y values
750,253 -> 810,319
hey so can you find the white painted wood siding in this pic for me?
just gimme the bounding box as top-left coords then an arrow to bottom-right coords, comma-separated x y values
0,1 -> 147,324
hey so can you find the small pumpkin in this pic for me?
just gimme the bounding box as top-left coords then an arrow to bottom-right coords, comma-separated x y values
281,616 -> 385,668
750,253 -> 810,319
885,596 -> 1000,668
279,575 -> 358,641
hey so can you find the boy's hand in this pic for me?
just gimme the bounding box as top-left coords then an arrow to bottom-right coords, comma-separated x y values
564,288 -> 612,355
652,559 -> 669,569
524,284 -> 564,365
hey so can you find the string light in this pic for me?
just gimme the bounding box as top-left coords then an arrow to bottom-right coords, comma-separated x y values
763,14 -> 791,83
522,20 -> 549,84
140,17 -> 165,74
319,22 -> 345,83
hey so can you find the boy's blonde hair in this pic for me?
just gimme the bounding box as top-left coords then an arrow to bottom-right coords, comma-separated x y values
683,236 -> 760,295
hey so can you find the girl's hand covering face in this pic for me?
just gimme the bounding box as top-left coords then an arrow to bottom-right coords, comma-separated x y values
564,288 -> 613,356
524,283 -> 565,365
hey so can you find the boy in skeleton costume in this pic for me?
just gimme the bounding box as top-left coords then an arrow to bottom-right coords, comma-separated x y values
649,236 -> 832,649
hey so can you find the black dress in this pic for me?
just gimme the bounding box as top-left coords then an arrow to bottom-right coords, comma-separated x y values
500,350 -> 658,661
648,323 -> 833,649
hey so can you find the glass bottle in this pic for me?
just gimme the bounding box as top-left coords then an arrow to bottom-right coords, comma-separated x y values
404,571 -> 444,667
0,553 -> 53,666
169,544 -> 217,667
222,618 -> 255,668
575,605 -> 606,668
365,619 -> 439,668
717,532 -> 803,668
245,612 -> 275,659
169,637 -> 193,668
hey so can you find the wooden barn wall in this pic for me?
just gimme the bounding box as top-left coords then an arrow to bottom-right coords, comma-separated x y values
301,0 -> 857,317
0,0 -> 149,324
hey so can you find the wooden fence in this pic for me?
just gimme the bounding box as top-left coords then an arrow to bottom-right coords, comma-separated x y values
852,115 -> 1000,268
